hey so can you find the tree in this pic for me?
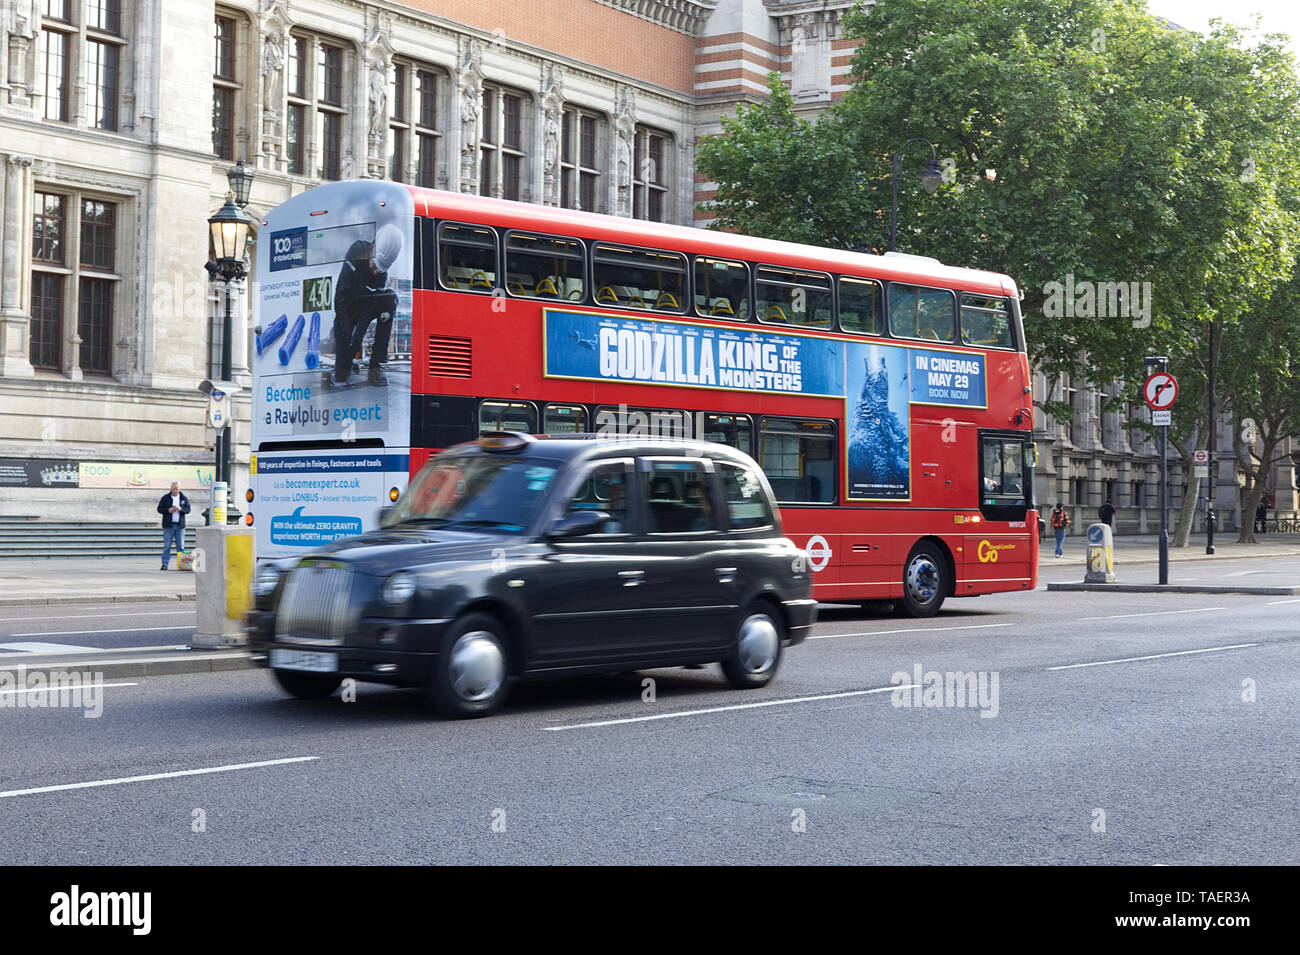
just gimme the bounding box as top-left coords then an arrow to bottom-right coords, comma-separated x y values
696,0 -> 1300,540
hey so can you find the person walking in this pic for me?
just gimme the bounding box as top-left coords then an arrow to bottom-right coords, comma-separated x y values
1050,502 -> 1070,557
157,481 -> 190,570
1099,499 -> 1116,528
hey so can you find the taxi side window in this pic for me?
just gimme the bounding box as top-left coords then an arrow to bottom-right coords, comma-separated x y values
643,460 -> 717,534
567,461 -> 630,535
718,462 -> 775,531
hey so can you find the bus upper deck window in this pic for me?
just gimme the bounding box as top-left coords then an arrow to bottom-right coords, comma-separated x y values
888,283 -> 955,342
960,293 -> 1014,349
439,222 -> 498,293
592,243 -> 686,313
756,266 -> 832,329
839,277 -> 883,335
506,232 -> 585,301
694,257 -> 750,320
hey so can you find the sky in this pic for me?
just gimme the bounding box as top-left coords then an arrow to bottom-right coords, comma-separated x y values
1150,0 -> 1300,56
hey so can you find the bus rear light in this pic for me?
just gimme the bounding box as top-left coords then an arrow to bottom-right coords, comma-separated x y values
389,487 -> 400,502
969,515 -> 982,523
245,488 -> 255,502
244,512 -> 254,525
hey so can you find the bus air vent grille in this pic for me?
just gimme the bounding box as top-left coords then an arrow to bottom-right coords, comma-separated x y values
428,335 -> 472,378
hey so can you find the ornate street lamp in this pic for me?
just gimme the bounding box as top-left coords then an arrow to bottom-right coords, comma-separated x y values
889,138 -> 944,253
204,161 -> 255,519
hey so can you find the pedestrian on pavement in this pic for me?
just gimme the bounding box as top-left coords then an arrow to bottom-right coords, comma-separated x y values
1099,499 -> 1115,528
1050,502 -> 1070,557
157,481 -> 190,570
1256,501 -> 1268,533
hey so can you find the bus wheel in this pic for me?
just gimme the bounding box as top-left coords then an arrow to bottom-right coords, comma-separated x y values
721,603 -> 784,689
900,544 -> 946,618
428,612 -> 510,718
273,670 -> 342,700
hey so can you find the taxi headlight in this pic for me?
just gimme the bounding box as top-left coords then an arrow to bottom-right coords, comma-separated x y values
254,565 -> 282,597
381,571 -> 417,606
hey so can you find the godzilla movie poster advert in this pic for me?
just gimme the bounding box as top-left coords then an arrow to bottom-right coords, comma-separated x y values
846,342 -> 912,500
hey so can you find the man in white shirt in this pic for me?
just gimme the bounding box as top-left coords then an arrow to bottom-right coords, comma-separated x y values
157,481 -> 190,570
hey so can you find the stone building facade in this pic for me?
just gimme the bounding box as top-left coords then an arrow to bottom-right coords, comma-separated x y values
2,0 -> 1294,531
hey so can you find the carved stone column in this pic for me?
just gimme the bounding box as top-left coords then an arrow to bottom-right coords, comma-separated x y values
455,38 -> 483,195
259,0 -> 292,171
364,12 -> 394,179
613,86 -> 635,218
539,64 -> 563,207
0,153 -> 35,378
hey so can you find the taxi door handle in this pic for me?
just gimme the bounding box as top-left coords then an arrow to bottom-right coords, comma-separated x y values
618,570 -> 645,587
715,567 -> 737,583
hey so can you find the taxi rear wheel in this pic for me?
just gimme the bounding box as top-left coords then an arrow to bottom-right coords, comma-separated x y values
720,603 -> 783,689
428,612 -> 510,719
273,670 -> 342,700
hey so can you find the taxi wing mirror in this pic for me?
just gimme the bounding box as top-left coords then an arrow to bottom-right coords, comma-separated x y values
546,510 -> 609,539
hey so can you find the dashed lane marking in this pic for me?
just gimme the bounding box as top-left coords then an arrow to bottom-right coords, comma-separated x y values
0,756 -> 320,799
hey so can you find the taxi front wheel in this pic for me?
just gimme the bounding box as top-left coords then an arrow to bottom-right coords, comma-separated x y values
721,603 -> 784,689
428,612 -> 510,718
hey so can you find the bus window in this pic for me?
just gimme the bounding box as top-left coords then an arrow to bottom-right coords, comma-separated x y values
543,403 -> 588,434
700,413 -> 752,455
505,232 -> 585,301
758,417 -> 836,503
839,276 -> 883,335
756,266 -> 832,328
479,399 -> 536,434
981,435 -> 1027,503
888,283 -> 955,342
439,222 -> 497,292
693,257 -> 750,320
960,293 -> 1014,349
592,243 -> 686,313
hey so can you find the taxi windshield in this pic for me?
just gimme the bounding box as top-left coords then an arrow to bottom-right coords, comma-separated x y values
386,453 -> 560,533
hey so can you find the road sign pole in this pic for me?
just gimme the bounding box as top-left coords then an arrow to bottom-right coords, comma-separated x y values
1159,421 -> 1168,585
1206,322 -> 1216,555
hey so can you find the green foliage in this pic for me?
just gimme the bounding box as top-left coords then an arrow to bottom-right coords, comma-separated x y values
695,0 -> 1300,432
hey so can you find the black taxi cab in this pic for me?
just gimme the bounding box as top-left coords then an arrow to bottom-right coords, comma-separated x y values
247,432 -> 816,718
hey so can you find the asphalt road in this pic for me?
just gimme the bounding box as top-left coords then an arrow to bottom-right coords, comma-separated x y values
0,579 -> 1295,865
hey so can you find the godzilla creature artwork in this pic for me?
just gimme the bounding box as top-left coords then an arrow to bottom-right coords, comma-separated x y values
847,349 -> 910,498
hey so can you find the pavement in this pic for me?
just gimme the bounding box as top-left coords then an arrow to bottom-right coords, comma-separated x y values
1,531 -> 1296,679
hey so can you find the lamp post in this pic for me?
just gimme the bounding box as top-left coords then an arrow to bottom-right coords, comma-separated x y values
205,160 -> 254,522
889,138 -> 945,253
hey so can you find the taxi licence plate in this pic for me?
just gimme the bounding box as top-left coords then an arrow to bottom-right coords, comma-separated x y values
270,649 -> 337,673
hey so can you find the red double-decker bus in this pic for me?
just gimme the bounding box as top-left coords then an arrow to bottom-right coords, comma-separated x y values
250,180 -> 1037,616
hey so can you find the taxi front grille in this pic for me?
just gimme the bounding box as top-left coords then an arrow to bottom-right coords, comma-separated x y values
276,562 -> 355,646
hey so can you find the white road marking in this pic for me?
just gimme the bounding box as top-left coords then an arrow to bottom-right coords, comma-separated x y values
1046,644 -> 1258,671
1081,607 -> 1226,621
2,610 -> 195,623
811,623 -> 1013,640
0,756 -> 320,799
0,642 -> 102,654
0,644 -> 187,658
1222,570 -> 1256,578
1267,598 -> 1300,605
9,626 -> 194,637
543,685 -> 913,731
0,682 -> 138,698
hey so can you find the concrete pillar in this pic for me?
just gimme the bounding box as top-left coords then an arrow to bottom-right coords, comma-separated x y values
192,525 -> 255,647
